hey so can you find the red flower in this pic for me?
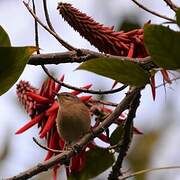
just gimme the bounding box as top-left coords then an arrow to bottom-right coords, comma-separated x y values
16,76 -> 112,179
58,2 -> 171,100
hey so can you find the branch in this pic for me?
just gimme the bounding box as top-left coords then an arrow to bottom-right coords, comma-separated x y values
163,0 -> 178,11
108,88 -> 142,179
28,49 -> 154,69
119,166 -> 180,180
23,1 -> 76,51
42,0 -> 55,31
4,87 -> 141,180
131,0 -> 176,23
42,64 -> 128,94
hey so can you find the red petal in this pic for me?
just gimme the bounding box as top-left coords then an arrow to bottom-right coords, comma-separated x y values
71,84 -> 92,95
45,130 -> 59,160
161,70 -> 171,83
71,155 -> 80,172
27,92 -> 50,104
55,74 -> 65,93
52,165 -> 60,180
127,43 -> 134,58
150,76 -> 156,101
46,102 -> 59,116
78,151 -> 86,171
39,81 -> 47,96
98,133 -> 110,143
48,79 -> 56,98
40,113 -> 57,138
79,95 -> 92,102
15,113 -> 44,134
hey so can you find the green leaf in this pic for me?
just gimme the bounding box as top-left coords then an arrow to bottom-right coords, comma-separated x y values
77,58 -> 149,86
110,125 -> 124,146
0,26 -> 11,46
144,24 -> 180,70
176,8 -> 180,27
0,46 -> 36,95
68,147 -> 115,180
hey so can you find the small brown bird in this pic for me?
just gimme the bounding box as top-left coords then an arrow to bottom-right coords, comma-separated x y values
56,92 -> 91,147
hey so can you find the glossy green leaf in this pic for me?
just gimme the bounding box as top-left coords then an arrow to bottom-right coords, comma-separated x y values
0,46 -> 36,95
176,8 -> 180,27
68,147 -> 115,180
144,24 -> 180,70
77,58 -> 149,86
110,125 -> 124,146
0,26 -> 11,46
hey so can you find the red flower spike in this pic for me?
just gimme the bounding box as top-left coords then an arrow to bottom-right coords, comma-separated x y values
58,3 -> 130,56
40,113 -> 57,138
46,102 -> 59,116
27,92 -> 50,104
71,84 -> 92,95
79,95 -> 92,102
150,76 -> 156,101
16,80 -> 38,117
55,74 -> 65,93
15,113 -> 44,134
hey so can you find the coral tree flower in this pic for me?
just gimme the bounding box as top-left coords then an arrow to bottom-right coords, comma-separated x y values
16,76 -> 143,179
58,2 -> 171,100
16,76 -> 111,179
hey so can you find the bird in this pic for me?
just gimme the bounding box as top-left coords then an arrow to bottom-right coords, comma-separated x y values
56,92 -> 91,148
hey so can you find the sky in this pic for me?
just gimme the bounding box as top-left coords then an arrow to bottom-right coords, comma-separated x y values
0,0 -> 180,179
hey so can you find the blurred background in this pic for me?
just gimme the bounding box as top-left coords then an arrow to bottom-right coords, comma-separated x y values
0,0 -> 180,179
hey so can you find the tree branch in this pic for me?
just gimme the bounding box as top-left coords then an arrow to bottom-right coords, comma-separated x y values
4,87 -> 141,180
131,0 -> 176,23
108,88 -> 142,180
23,1 -> 76,51
28,49 -> 154,69
163,0 -> 178,12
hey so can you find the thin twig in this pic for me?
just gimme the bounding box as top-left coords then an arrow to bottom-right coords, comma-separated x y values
4,87 -> 141,180
23,1 -> 76,51
90,99 -> 118,107
41,64 -> 128,94
32,0 -> 40,54
163,0 -> 178,11
33,137 -> 63,153
119,166 -> 180,180
131,0 -> 176,23
108,89 -> 142,180
42,0 -> 55,31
